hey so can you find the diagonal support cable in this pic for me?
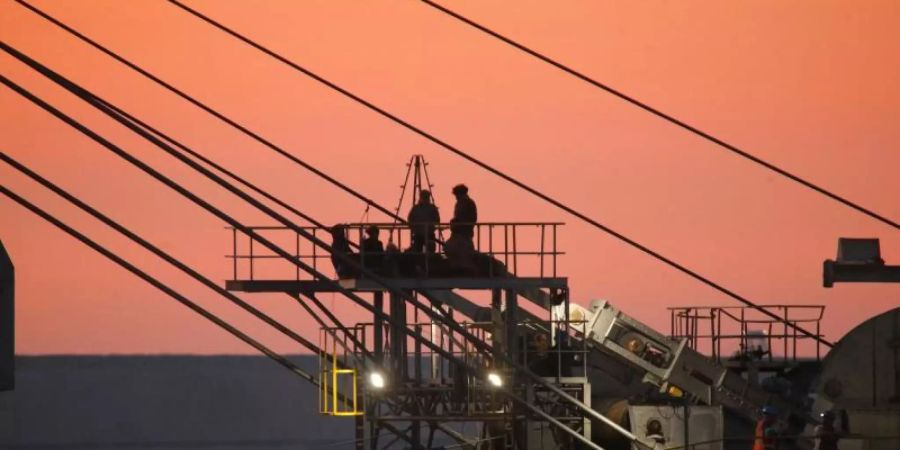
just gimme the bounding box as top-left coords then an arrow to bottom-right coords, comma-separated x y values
0,183 -> 317,384
0,47 -> 636,450
14,0 -> 399,222
420,0 -> 898,230
0,152 -> 325,358
161,1 -> 835,348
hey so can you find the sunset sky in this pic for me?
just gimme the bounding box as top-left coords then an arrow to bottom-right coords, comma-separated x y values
1,0 -> 897,355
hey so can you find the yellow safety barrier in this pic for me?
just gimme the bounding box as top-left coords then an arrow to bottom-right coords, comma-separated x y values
332,368 -> 360,416
319,329 -> 362,417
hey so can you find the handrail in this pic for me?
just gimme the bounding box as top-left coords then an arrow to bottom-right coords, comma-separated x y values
227,222 -> 566,229
227,221 -> 566,280
670,304 -> 828,362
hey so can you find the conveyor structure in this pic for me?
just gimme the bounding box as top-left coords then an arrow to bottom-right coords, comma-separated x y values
553,300 -> 796,424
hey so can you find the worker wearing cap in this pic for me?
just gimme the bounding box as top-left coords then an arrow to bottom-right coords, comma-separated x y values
753,405 -> 779,450
444,184 -> 479,273
449,184 -> 477,240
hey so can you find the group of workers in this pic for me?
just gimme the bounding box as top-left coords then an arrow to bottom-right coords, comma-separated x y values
751,406 -> 849,450
639,405 -> 848,450
330,184 -> 482,278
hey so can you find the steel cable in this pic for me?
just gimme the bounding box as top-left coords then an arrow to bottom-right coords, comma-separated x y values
420,0 -> 898,231
162,0 -> 834,348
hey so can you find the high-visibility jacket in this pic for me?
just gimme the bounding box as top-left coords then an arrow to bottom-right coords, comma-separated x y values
753,418 -> 777,450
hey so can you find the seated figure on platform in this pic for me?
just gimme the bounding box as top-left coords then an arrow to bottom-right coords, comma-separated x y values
361,225 -> 384,274
329,224 -> 357,278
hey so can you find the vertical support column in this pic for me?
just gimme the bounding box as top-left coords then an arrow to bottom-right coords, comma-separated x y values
683,394 -> 691,450
524,382 -> 536,450
411,415 -> 422,450
489,288 -> 506,447
412,311 -> 423,448
364,296 -> 378,450
373,292 -> 384,365
505,289 -> 524,450
491,289 -> 504,361
368,418 -> 380,450
0,241 -> 13,392
414,325 -> 423,382
400,294 -> 408,380
354,413 -> 365,450
389,292 -> 406,381
505,290 -> 518,370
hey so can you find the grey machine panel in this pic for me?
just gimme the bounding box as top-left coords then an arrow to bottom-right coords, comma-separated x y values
629,405 -> 724,450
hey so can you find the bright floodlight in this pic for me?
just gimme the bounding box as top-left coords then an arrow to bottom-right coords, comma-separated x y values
487,372 -> 503,388
369,371 -> 386,389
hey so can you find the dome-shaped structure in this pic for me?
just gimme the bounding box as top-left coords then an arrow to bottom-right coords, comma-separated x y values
809,307 -> 900,447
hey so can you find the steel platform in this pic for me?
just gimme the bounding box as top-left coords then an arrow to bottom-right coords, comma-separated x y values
226,277 -> 568,294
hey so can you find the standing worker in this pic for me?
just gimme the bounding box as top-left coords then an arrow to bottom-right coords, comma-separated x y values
753,405 -> 780,450
814,410 -> 848,450
407,189 -> 440,254
445,184 -> 478,273
449,184 -> 477,240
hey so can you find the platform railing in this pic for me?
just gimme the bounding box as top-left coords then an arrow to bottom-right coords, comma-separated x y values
668,304 -> 827,363
226,222 -> 564,281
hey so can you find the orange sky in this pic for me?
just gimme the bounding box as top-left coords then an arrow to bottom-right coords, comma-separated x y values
1,0 -> 897,354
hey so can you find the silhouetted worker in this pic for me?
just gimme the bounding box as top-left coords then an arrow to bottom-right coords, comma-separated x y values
450,184 -> 477,240
753,405 -> 780,450
814,410 -> 848,450
361,225 -> 384,273
445,184 -> 478,274
407,189 -> 440,254
329,224 -> 355,278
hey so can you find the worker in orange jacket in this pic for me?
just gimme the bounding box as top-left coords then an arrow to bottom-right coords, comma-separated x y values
753,405 -> 780,450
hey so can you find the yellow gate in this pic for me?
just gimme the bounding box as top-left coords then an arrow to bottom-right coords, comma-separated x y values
319,327 -> 362,416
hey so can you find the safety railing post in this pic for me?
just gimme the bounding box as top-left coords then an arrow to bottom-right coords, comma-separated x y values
816,320 -> 821,361
740,308 -> 746,357
540,224 -> 545,278
792,317 -> 798,362
231,227 -> 237,280
488,225 -> 494,277
422,223 -> 429,276
553,224 -> 558,277
512,224 -> 518,276
716,308 -> 722,362
783,307 -> 789,362
249,232 -> 254,281
503,224 -> 509,269
476,223 -> 481,253
312,228 -> 317,273
670,309 -> 675,340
